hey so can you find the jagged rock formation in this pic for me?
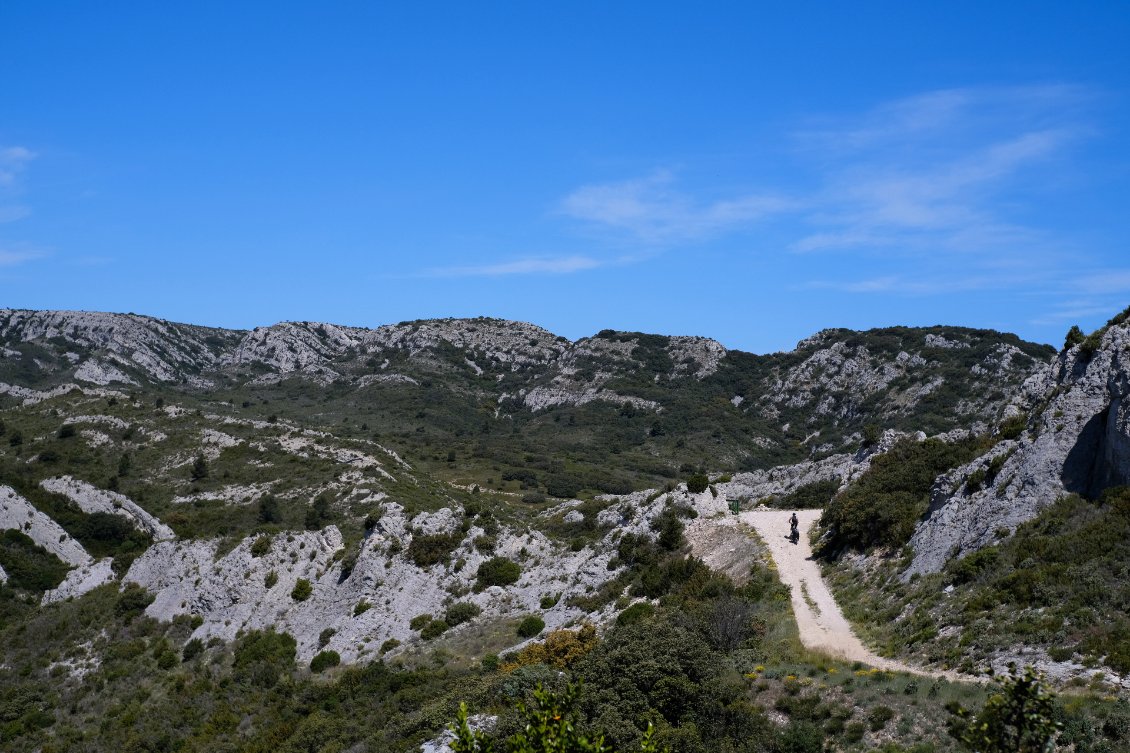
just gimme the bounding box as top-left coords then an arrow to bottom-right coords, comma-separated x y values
907,316 -> 1130,575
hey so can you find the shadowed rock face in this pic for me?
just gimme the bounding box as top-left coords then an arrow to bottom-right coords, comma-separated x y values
906,318 -> 1130,577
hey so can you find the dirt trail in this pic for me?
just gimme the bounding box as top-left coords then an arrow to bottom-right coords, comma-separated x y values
740,509 -> 964,680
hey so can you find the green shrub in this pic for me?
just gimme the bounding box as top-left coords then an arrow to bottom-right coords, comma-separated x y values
407,532 -> 461,567
0,530 -> 70,593
190,454 -> 209,481
354,599 -> 372,616
616,602 -> 655,626
421,619 -> 449,640
819,436 -> 984,553
250,535 -> 271,557
379,638 -> 400,654
868,705 -> 895,731
1080,331 -> 1104,358
265,570 -> 278,588
778,721 -> 824,753
410,613 -> 433,631
651,505 -> 685,551
686,473 -> 709,494
232,629 -> 296,688
310,650 -> 341,673
476,557 -> 521,588
318,628 -> 336,648
539,592 -> 561,609
182,638 -> 204,661
1064,325 -> 1085,349
517,615 -> 545,638
998,414 -> 1028,440
291,578 -> 313,602
156,650 -> 178,670
773,479 -> 840,509
57,423 -> 76,439
115,582 -> 155,619
949,665 -> 1059,753
444,601 -> 482,626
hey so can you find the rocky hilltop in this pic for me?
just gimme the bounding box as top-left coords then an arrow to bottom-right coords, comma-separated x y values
0,309 -> 1055,474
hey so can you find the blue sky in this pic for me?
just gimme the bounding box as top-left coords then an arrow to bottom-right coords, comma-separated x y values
2,2 -> 1129,353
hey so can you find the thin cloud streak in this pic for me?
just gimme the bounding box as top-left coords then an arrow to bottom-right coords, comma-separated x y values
559,170 -> 798,243
0,146 -> 35,188
0,247 -> 47,267
425,254 -> 610,278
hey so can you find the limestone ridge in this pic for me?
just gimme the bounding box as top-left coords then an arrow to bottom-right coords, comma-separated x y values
907,315 -> 1130,576
0,309 -> 1053,454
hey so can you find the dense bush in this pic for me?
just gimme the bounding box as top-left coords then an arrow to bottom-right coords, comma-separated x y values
476,557 -> 521,588
444,601 -> 482,626
616,602 -> 654,626
686,473 -> 709,494
291,578 -> 312,602
408,532 -> 461,567
650,505 -> 685,551
232,629 -> 297,688
421,619 -> 449,640
250,535 -> 271,557
0,530 -> 69,592
310,650 -> 341,673
517,615 -> 545,638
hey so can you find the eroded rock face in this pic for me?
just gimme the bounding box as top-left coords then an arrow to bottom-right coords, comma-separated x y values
906,322 -> 1130,576
0,485 -> 91,566
123,500 -> 634,663
0,309 -> 233,384
40,476 -> 176,541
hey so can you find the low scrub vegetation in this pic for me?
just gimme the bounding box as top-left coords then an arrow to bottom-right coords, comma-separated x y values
818,435 -> 985,553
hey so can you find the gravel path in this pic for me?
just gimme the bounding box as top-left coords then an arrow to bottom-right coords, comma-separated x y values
741,508 -> 963,679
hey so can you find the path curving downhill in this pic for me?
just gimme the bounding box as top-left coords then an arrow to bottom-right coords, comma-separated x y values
741,509 -> 964,680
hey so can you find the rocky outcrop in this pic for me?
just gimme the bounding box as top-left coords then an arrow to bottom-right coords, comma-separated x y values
40,476 -> 175,541
42,559 -> 115,604
906,319 -> 1130,576
0,486 -> 91,566
124,500 -> 632,662
0,309 -> 234,384
718,430 -> 916,503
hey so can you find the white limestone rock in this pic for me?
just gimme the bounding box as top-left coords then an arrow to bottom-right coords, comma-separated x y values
40,476 -> 175,541
906,321 -> 1130,576
0,486 -> 91,566
42,558 -> 116,604
74,359 -> 138,386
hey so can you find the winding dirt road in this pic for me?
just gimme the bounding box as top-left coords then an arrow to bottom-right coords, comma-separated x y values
741,509 -> 960,679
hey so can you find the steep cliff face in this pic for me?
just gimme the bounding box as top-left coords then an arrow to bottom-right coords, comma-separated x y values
907,315 -> 1130,575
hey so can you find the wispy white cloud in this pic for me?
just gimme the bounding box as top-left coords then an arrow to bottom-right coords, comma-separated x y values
801,273 -> 1000,296
556,84 -> 1093,280
0,246 -> 46,267
425,254 -> 613,278
0,146 -> 35,188
559,170 -> 797,242
1067,270 -> 1130,296
0,146 -> 36,224
791,86 -> 1089,256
